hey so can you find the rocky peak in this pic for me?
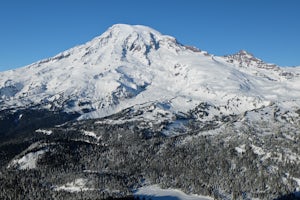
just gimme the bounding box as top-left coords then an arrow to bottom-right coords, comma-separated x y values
224,50 -> 279,71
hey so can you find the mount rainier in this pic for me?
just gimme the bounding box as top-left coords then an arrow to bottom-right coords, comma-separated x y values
1,24 -> 300,120
1,24 -> 300,200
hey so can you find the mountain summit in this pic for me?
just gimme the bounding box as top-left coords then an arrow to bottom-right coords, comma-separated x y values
0,24 -> 300,120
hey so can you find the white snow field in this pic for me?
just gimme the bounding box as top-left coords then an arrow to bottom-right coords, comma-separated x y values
134,185 -> 213,200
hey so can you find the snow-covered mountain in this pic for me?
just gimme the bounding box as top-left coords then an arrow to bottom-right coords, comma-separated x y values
1,24 -> 300,121
2,24 -> 300,200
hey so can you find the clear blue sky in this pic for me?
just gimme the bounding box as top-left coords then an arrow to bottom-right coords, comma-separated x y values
1,0 -> 300,71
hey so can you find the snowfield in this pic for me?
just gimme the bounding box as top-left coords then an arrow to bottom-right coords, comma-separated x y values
35,129 -> 53,135
54,178 -> 94,192
135,185 -> 213,200
8,148 -> 48,170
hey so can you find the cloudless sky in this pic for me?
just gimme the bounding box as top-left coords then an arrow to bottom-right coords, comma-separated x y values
0,0 -> 300,71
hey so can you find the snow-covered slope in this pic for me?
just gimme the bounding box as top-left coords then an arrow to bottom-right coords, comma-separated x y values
135,185 -> 212,200
1,24 -> 300,122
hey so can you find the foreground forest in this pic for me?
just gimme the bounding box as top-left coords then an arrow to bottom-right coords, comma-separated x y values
1,106 -> 300,200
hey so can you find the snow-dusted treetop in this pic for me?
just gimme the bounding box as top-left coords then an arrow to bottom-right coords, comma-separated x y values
0,24 -> 300,119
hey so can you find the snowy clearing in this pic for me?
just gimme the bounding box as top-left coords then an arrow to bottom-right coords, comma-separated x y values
8,149 -> 48,170
55,178 -> 94,192
134,185 -> 212,200
81,130 -> 101,141
35,129 -> 53,135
